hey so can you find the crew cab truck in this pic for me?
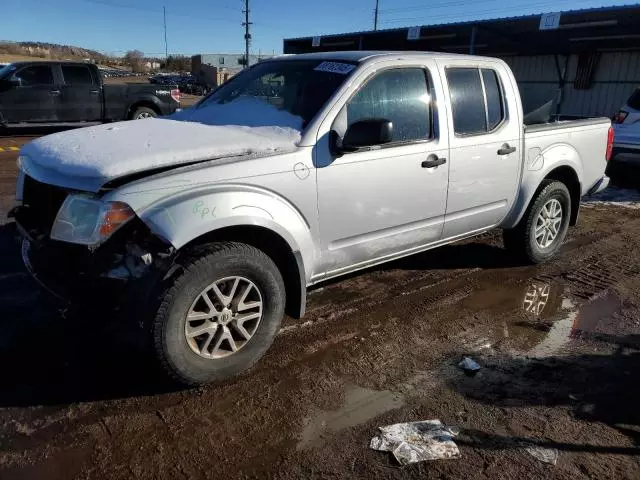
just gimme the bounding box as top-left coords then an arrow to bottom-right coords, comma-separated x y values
0,61 -> 180,126
11,52 -> 612,386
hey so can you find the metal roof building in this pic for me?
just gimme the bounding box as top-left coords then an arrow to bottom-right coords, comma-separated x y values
283,5 -> 640,117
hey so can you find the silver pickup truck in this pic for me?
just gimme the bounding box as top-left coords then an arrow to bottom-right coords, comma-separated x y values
12,51 -> 612,385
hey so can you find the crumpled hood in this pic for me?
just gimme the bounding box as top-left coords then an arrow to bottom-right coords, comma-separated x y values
20,98 -> 303,192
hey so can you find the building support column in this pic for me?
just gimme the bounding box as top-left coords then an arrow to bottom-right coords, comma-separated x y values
554,54 -> 570,115
470,25 -> 477,55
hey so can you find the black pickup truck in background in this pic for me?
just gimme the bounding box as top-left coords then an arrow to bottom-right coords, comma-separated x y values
0,61 -> 181,126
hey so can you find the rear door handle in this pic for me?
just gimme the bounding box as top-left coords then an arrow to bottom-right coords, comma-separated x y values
49,90 -> 61,96
90,89 -> 99,95
422,155 -> 447,168
498,144 -> 516,155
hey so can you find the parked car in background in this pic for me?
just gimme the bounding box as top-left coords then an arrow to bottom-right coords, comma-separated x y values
150,72 -> 206,95
612,87 -> 640,162
0,61 -> 180,126
99,67 -> 145,79
12,51 -> 612,386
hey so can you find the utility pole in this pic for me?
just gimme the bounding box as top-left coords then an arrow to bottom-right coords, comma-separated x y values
163,6 -> 168,59
242,0 -> 252,68
374,0 -> 380,31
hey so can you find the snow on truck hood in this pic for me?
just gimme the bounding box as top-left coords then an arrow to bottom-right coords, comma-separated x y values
20,97 -> 303,192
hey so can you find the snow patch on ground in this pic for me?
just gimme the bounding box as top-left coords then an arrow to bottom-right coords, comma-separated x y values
582,186 -> 640,209
20,97 -> 303,190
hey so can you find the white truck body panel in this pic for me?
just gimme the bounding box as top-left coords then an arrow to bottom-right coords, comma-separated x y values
16,51 -> 612,288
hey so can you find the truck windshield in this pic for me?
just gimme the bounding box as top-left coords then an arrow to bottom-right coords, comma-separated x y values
0,63 -> 17,79
196,59 -> 357,128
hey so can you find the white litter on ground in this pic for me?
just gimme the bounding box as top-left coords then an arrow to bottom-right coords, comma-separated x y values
582,186 -> 640,209
20,97 -> 303,191
524,444 -> 559,465
370,419 -> 461,465
458,356 -> 482,373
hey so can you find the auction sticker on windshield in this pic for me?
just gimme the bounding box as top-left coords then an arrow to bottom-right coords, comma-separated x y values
314,61 -> 356,75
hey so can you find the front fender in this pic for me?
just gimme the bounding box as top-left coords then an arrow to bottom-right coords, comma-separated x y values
128,184 -> 316,281
501,143 -> 583,229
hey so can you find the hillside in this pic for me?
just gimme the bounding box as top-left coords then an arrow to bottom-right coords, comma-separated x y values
0,41 -> 122,66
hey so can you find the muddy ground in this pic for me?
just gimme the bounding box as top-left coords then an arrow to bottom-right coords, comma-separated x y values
1,134 -> 639,479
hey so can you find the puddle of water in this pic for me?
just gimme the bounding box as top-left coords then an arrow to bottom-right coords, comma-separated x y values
460,279 -> 623,357
297,384 -> 405,450
463,280 -> 564,320
571,292 -> 622,335
459,280 -> 568,353
526,298 -> 576,358
522,292 -> 623,357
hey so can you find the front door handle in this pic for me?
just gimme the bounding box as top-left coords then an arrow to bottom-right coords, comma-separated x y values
422,155 -> 447,168
49,89 -> 61,96
90,89 -> 99,95
498,144 -> 516,155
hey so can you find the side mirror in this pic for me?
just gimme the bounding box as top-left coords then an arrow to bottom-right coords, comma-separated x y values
341,119 -> 393,151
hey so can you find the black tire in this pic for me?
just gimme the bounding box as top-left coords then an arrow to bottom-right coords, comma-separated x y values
503,180 -> 571,264
152,242 -> 285,386
130,106 -> 158,120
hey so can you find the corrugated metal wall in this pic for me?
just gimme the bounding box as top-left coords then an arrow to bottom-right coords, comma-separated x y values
502,52 -> 640,117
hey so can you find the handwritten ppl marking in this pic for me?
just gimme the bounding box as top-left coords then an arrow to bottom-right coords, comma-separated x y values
193,200 -> 217,218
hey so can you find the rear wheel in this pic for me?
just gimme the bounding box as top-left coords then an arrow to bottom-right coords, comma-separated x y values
503,180 -> 571,264
152,242 -> 285,386
131,106 -> 157,120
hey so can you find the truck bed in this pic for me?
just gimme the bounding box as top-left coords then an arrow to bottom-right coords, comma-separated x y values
524,117 -> 611,195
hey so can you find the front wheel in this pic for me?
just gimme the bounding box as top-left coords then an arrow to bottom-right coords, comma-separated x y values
152,242 -> 286,386
503,180 -> 571,264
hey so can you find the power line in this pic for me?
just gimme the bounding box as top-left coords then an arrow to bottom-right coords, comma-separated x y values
379,0 -> 570,14
379,0 -> 607,22
379,0 -> 583,25
81,0 -> 240,12
45,0 -> 242,24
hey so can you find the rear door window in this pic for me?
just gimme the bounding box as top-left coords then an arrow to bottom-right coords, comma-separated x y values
446,68 -> 486,135
446,67 -> 506,135
61,65 -> 95,85
14,65 -> 54,86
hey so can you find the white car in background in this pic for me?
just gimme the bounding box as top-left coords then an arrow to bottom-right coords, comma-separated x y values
612,88 -> 640,162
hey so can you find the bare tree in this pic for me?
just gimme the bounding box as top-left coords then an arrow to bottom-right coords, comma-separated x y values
164,55 -> 191,72
124,49 -> 145,73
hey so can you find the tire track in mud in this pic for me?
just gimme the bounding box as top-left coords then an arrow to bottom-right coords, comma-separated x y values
283,269 -> 481,335
562,254 -> 640,300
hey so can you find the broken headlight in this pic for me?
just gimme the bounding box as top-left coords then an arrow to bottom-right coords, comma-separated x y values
50,194 -> 135,246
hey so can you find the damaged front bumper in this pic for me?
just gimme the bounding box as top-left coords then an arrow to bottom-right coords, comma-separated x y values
11,205 -> 175,308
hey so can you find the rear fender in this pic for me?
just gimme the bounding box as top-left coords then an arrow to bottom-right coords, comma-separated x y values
126,94 -> 165,117
502,143 -> 583,229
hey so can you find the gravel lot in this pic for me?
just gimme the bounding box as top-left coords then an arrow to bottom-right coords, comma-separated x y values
1,134 -> 639,479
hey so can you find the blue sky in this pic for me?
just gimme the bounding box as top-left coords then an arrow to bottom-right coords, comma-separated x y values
4,0 -> 636,57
